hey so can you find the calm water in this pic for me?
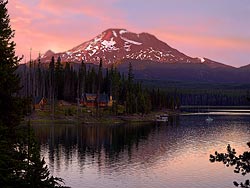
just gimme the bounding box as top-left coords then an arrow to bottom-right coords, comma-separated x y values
33,112 -> 250,188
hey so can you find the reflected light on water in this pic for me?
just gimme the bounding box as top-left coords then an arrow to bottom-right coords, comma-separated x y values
34,115 -> 250,188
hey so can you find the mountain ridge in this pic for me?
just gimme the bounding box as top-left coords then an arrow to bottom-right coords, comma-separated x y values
39,28 -> 232,69
36,28 -> 250,83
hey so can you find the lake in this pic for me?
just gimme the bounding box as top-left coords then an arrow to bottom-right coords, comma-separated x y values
33,110 -> 250,188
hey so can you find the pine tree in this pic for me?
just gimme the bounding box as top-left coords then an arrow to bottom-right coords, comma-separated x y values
36,54 -> 42,97
0,4 -> 23,182
110,66 -> 120,114
90,67 -> 96,93
55,56 -> 64,100
0,0 -> 22,129
96,58 -> 103,116
17,122 -> 67,188
0,1 -> 67,187
78,60 -> 86,98
126,62 -> 134,114
49,56 -> 55,116
63,62 -> 71,100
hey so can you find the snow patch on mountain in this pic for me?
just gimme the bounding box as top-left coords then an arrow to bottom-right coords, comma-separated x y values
112,30 -> 117,37
94,36 -> 102,43
124,42 -> 131,52
101,38 -> 119,51
40,28 -> 222,66
198,57 -> 205,63
120,36 -> 142,45
119,29 -> 127,35
89,49 -> 97,56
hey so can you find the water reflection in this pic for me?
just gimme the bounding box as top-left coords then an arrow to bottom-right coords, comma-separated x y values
181,107 -> 250,116
33,115 -> 250,188
34,117 -> 179,168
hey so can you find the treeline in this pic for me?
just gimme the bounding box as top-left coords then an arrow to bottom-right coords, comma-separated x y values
18,56 -> 248,112
179,92 -> 248,106
17,57 -> 180,114
143,80 -> 250,106
165,90 -> 249,106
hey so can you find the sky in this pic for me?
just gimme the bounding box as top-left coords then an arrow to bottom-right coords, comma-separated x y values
7,0 -> 250,67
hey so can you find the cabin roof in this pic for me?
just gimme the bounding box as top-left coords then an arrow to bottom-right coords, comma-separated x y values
34,96 -> 45,104
83,93 -> 109,103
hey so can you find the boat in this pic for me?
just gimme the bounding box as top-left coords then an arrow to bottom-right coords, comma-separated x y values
205,116 -> 213,122
156,114 -> 168,122
205,106 -> 213,122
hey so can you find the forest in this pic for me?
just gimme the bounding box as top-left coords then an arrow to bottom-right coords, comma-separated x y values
16,55 -> 250,117
16,56 -> 181,115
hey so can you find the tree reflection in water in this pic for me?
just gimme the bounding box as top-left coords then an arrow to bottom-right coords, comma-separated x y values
33,116 -> 180,171
32,115 -> 250,188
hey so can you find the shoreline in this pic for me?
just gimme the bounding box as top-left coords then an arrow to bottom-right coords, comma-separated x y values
27,107 -> 180,125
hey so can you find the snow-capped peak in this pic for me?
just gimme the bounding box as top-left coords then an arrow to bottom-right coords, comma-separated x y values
40,28 -> 213,66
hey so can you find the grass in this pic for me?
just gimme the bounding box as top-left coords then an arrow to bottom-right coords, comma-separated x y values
28,103 -> 171,125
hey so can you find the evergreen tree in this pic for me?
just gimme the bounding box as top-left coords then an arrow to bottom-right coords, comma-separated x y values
210,143 -> 250,188
128,61 -> 134,85
126,62 -> 134,114
0,0 -> 22,129
0,1 -> 67,187
0,4 -> 23,180
90,67 -> 96,93
49,56 -> 55,115
55,56 -> 64,100
63,62 -> 71,100
96,58 -> 103,116
36,54 -> 42,97
110,66 -> 120,114
78,60 -> 86,98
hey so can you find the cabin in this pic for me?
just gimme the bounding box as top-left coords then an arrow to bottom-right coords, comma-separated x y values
34,97 -> 47,110
81,93 -> 113,107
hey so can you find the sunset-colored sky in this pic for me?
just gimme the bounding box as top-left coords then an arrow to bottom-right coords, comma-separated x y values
8,0 -> 250,67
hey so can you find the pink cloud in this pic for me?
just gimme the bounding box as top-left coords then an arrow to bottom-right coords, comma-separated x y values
145,22 -> 250,66
7,0 -> 130,63
37,0 -> 124,24
161,32 -> 250,67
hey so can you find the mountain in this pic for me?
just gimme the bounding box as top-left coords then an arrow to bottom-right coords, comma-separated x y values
39,28 -> 250,83
40,28 -> 229,67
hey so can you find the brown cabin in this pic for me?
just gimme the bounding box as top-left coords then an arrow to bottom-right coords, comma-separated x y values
80,93 -> 112,107
34,97 -> 47,110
